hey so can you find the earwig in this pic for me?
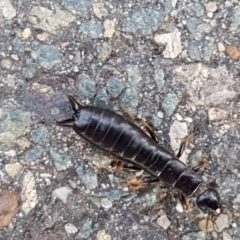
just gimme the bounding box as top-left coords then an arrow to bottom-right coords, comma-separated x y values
56,96 -> 222,216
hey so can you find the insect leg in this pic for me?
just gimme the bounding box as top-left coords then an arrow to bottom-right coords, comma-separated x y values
121,106 -> 159,142
124,177 -> 144,189
55,118 -> 74,126
178,194 -> 190,211
141,176 -> 159,184
192,157 -> 207,172
176,129 -> 196,158
111,161 -> 142,172
107,154 -> 142,172
67,95 -> 81,113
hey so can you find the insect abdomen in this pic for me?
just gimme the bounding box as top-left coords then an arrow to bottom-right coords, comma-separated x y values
73,106 -> 202,197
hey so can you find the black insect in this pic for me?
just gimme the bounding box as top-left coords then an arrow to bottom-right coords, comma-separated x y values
56,96 -> 222,215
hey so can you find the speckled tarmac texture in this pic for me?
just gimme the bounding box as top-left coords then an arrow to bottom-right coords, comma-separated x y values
0,0 -> 240,240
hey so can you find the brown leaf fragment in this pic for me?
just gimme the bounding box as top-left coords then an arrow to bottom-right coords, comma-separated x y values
225,45 -> 240,60
0,191 -> 18,229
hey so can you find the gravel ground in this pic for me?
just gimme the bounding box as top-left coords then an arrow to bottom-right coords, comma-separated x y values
0,0 -> 240,240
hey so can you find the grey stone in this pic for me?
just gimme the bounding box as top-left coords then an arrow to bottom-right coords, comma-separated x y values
97,42 -> 112,61
63,0 -> 94,18
103,64 -> 117,72
162,0 -> 172,14
122,7 -> 163,35
171,64 -> 237,107
0,171 -> 11,184
94,189 -> 129,201
120,88 -> 139,115
229,6 -> 240,31
49,148 -> 72,171
93,3 -> 108,20
76,165 -> 98,189
189,150 -> 202,166
162,93 -> 179,117
75,218 -> 92,239
134,187 -> 160,207
76,73 -> 97,99
52,186 -> 73,204
157,213 -> 171,230
106,76 -> 125,98
1,58 -> 12,69
151,115 -> 162,129
0,109 -> 32,147
0,0 -> 16,19
94,88 -> 109,108
100,198 -> 113,209
12,38 -> 24,53
154,68 -> 165,91
127,64 -> 142,86
187,3 -> 205,17
28,7 -> 76,34
25,145 -> 44,162
228,227 -> 240,238
182,232 -> 206,240
87,196 -> 101,208
186,18 -> 212,40
79,20 -> 102,39
30,126 -> 49,145
154,32 -> 182,59
211,143 -> 225,159
22,66 -> 37,79
187,41 -> 201,60
84,53 -> 93,63
201,40 -> 213,61
37,45 -> 63,70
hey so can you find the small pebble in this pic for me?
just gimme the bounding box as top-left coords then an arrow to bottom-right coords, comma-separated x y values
175,113 -> 183,121
215,214 -> 229,232
100,198 -> 113,209
218,42 -> 225,52
64,223 -> 78,235
1,58 -> 12,69
103,19 -> 115,38
22,28 -> 31,39
205,2 -> 217,12
225,45 -> 240,60
97,229 -> 112,240
11,54 -> 19,61
198,219 -> 214,232
52,186 -> 73,204
37,32 -> 50,42
157,213 -> 171,230
5,163 -> 22,177
175,202 -> 184,213
222,232 -> 232,240
157,111 -> 163,118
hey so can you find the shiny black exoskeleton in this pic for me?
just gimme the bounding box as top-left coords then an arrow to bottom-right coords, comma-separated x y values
56,96 -> 222,214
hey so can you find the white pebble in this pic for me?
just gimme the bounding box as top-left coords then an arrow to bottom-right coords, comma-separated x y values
101,198 -> 113,209
175,202 -> 184,213
218,42 -> 225,52
215,214 -> 229,232
157,214 -> 171,230
65,223 -> 78,235
97,229 -> 112,240
52,186 -> 73,203
222,232 -> 232,240
175,113 -> 183,121
184,117 -> 193,123
157,111 -> 163,118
